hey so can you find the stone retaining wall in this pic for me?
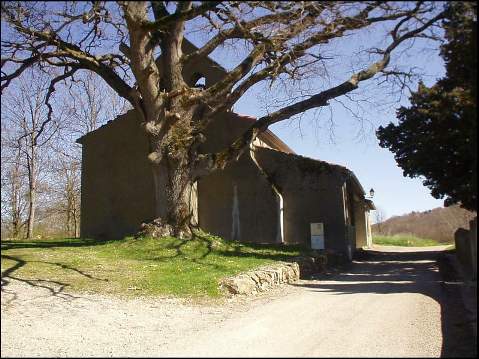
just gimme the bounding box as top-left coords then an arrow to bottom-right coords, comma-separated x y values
219,262 -> 300,295
219,255 -> 329,295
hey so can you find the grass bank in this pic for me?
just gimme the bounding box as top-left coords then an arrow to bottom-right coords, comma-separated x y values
373,234 -> 452,247
1,233 -> 304,298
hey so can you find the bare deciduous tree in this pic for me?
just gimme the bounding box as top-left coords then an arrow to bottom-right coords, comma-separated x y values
67,71 -> 131,136
1,68 -> 62,238
48,155 -> 81,237
1,1 -> 447,236
1,142 -> 28,238
373,207 -> 387,235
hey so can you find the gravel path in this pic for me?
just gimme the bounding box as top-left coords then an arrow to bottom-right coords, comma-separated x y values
1,246 -> 450,357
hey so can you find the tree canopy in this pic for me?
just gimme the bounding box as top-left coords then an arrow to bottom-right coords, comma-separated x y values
377,2 -> 477,211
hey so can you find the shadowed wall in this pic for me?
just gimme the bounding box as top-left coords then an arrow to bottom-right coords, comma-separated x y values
254,148 -> 350,252
78,110 -> 155,239
197,112 -> 280,243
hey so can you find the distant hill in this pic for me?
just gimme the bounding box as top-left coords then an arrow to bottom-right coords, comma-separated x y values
372,205 -> 476,243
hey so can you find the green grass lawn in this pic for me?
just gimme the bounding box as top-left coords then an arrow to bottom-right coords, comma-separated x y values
1,232 -> 305,299
373,234 -> 452,247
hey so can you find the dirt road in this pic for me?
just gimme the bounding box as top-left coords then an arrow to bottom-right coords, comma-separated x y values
1,245 -> 469,357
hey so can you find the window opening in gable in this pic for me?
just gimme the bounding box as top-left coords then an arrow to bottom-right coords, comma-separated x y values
194,76 -> 206,90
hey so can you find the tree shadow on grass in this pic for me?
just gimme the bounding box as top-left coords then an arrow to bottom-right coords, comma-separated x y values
189,232 -> 301,261
1,237 -> 111,251
1,252 -> 109,305
215,240 -> 305,262
292,249 -> 476,358
137,232 -> 303,267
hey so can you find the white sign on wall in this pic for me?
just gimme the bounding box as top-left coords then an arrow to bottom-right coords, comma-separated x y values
310,223 -> 325,250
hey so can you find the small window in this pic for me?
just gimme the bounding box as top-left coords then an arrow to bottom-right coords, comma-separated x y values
194,76 -> 206,90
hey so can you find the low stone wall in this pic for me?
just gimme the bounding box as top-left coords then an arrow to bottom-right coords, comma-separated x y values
293,254 -> 328,276
219,254 -> 329,295
219,262 -> 300,295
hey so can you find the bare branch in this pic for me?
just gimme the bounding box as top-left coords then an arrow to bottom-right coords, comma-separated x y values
37,67 -> 79,145
198,7 -> 447,173
182,2 -> 328,64
143,1 -> 221,31
1,3 -> 134,104
199,2 -> 434,110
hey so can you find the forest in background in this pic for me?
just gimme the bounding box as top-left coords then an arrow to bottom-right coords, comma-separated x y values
372,205 -> 476,243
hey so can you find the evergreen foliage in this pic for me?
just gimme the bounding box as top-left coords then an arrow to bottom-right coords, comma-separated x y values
377,2 -> 477,211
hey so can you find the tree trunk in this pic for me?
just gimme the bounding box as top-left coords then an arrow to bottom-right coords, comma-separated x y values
137,94 -> 205,238
143,151 -> 197,238
26,143 -> 36,239
166,165 -> 197,231
26,179 -> 35,239
10,147 -> 23,238
11,197 -> 20,238
11,174 -> 21,238
66,198 -> 72,236
74,213 -> 80,238
72,195 -> 80,238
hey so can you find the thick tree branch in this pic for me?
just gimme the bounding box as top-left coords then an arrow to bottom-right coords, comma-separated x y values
199,2 -> 430,109
121,2 -> 162,122
197,8 -> 447,173
143,1 -> 221,31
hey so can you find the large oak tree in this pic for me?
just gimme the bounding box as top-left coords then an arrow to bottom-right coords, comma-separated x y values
1,1 -> 447,236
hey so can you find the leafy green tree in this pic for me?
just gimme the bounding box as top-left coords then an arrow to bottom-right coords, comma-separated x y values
377,2 -> 477,211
